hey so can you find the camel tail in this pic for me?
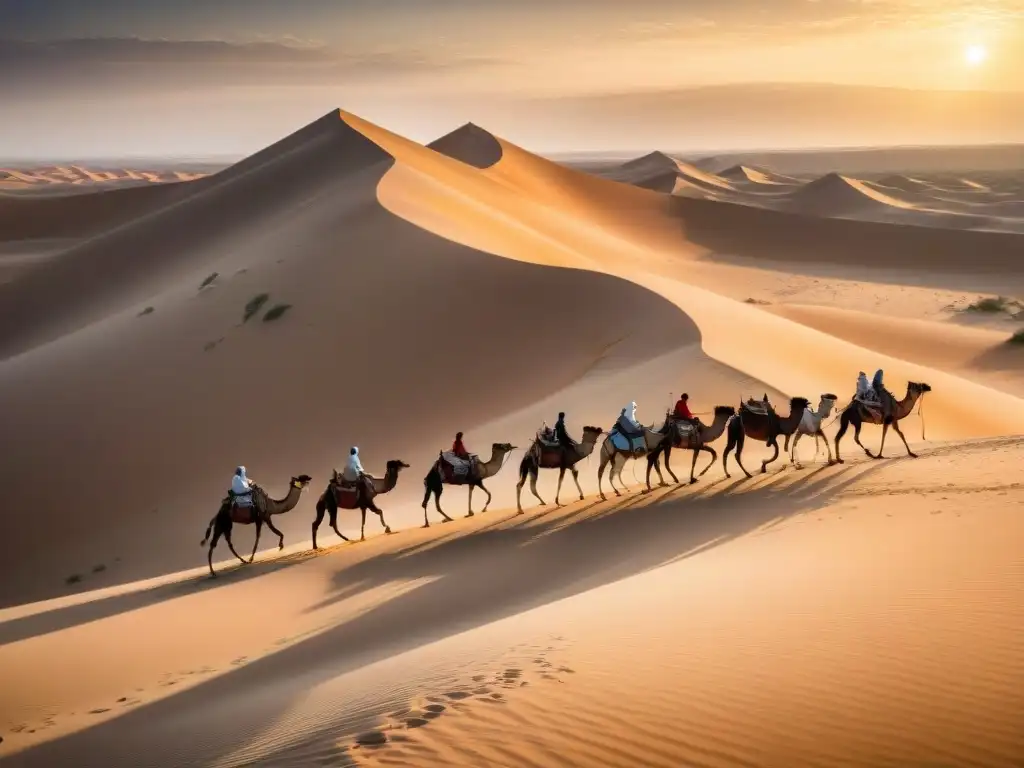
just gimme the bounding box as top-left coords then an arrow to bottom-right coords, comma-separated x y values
200,516 -> 216,546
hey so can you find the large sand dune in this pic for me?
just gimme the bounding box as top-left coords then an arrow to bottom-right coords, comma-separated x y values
2,109 -> 1024,767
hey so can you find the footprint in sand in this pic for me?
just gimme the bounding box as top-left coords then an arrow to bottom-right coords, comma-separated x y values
422,704 -> 446,719
355,730 -> 388,747
404,717 -> 428,728
502,668 -> 522,680
88,708 -> 110,715
445,690 -> 471,700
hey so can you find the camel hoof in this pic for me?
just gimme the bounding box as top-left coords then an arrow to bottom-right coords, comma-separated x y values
909,452 -> 919,458
516,510 -> 525,515
385,527 -> 393,534
689,478 -> 698,485
466,511 -> 475,518
659,482 -> 669,488
578,495 -> 584,501
422,523 -> 430,528
442,517 -> 453,523
599,494 -> 607,501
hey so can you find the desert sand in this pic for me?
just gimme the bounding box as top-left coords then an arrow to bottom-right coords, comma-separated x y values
1,109 -> 1023,767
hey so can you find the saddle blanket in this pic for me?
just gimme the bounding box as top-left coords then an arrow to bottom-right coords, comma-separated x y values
609,431 -> 646,453
855,395 -> 882,408
440,452 -> 474,475
228,492 -> 254,507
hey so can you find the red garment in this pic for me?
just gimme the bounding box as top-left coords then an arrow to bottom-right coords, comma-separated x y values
673,399 -> 694,419
452,438 -> 469,458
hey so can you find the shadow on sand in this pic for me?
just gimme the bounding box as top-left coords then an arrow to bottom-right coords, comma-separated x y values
3,454 -> 893,767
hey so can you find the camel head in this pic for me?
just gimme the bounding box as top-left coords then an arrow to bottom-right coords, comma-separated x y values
788,397 -> 811,414
385,460 -> 411,474
580,426 -> 603,443
909,382 -> 932,395
713,405 -> 737,419
290,474 -> 314,491
492,442 -> 517,453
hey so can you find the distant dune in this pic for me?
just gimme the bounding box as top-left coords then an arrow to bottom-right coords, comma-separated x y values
2,108 -> 1024,768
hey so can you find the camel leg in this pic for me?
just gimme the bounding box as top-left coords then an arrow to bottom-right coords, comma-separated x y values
891,420 -> 918,458
698,446 -> 717,477
224,527 -> 246,565
689,448 -> 700,483
360,508 -> 367,541
790,432 -> 803,468
818,430 -> 836,464
834,410 -> 851,464
663,446 -> 680,485
761,438 -> 781,473
571,467 -> 584,501
328,506 -> 349,543
515,463 -> 527,514
248,519 -> 262,563
206,517 -> 231,578
644,446 -> 661,492
732,429 -> 753,479
528,466 -> 546,509
312,502 -> 324,550
368,500 -> 392,533
607,456 -> 623,497
874,421 -> 890,459
555,467 -> 566,506
264,516 -> 286,551
479,481 -> 492,513
598,453 -> 613,500
466,485 -> 475,518
853,421 -> 873,458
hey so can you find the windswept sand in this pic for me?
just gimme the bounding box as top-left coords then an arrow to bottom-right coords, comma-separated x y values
2,110 -> 1024,767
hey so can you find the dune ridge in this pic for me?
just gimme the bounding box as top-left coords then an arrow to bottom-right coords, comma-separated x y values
2,108 -> 1024,768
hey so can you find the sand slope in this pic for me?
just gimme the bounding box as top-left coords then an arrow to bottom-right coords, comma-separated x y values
2,109 -> 1024,767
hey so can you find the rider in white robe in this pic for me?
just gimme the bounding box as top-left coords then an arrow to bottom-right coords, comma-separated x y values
231,466 -> 254,507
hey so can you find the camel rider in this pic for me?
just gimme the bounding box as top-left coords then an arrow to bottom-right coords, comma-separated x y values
615,401 -> 643,438
230,466 -> 254,507
871,369 -> 885,398
554,412 -> 575,450
673,393 -> 700,426
856,371 -> 871,401
452,432 -> 478,475
341,446 -> 373,498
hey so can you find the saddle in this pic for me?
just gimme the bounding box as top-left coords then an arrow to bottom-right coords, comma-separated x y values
741,399 -> 772,417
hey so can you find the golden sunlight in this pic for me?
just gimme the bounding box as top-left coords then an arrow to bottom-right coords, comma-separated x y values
964,43 -> 988,67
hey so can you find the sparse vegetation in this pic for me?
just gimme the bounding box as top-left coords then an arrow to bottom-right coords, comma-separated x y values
1007,329 -> 1024,345
138,306 -> 154,316
199,272 -> 219,290
92,563 -> 107,574
65,573 -> 82,585
744,297 -> 771,305
965,296 -> 1012,313
243,293 -> 270,322
263,303 -> 292,322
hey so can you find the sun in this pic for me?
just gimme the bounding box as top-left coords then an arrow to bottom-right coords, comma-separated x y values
964,44 -> 988,67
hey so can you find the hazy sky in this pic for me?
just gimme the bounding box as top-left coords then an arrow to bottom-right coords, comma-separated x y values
3,0 -> 1023,158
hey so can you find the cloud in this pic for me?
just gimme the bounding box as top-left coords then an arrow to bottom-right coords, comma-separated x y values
0,37 -> 511,93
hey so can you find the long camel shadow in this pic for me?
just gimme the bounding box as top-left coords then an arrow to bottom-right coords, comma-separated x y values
7,456 -> 891,768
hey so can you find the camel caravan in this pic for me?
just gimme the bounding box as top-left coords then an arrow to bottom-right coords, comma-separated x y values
201,369 -> 930,575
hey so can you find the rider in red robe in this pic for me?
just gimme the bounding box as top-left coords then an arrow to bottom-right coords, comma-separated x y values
673,393 -> 700,425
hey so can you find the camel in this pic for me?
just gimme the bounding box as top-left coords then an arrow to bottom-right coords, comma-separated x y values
834,381 -> 931,463
723,395 -> 811,478
597,422 -> 669,500
644,405 -> 736,490
420,442 -> 516,525
312,459 -> 410,549
200,474 -> 314,578
783,393 -> 839,468
515,426 -> 604,512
